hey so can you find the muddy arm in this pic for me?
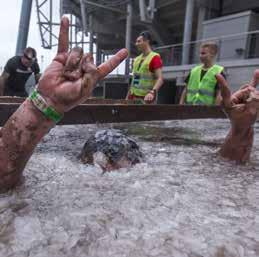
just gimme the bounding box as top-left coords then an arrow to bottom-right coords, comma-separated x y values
0,17 -> 128,192
0,100 -> 55,190
216,73 -> 258,162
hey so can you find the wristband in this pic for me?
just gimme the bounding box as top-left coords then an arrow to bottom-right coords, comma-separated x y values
29,90 -> 63,123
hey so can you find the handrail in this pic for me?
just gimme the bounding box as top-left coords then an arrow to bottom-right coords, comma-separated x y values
155,30 -> 259,50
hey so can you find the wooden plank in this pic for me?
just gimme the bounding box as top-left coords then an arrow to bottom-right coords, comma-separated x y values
0,102 -> 226,126
0,97 -> 25,103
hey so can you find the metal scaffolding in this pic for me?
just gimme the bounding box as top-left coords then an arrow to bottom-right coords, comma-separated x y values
35,0 -> 89,50
34,0 -> 160,72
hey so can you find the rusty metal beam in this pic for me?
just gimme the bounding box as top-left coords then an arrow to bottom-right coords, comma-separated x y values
0,101 -> 226,126
0,97 -> 133,104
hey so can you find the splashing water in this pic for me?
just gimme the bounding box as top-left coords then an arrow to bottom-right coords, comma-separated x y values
0,119 -> 259,257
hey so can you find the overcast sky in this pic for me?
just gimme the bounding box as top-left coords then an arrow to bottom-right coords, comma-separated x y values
0,0 -> 124,74
0,0 -> 61,72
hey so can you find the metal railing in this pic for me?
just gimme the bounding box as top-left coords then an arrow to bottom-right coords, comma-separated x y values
155,30 -> 259,66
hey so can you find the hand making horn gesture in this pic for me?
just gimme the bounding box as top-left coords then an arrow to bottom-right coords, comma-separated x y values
37,16 -> 128,114
0,16 -> 128,192
216,70 -> 259,162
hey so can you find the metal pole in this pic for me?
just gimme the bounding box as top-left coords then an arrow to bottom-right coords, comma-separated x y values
16,0 -> 33,55
148,0 -> 156,20
75,18 -> 78,47
70,14 -> 73,49
49,0 -> 53,48
89,15 -> 94,53
97,49 -> 102,66
182,0 -> 194,65
194,5 -> 206,62
125,2 -> 133,75
196,6 -> 206,41
80,0 -> 87,35
139,0 -> 146,22
96,39 -> 101,66
60,0 -> 64,17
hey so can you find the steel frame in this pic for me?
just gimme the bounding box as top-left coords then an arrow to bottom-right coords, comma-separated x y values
35,0 -> 88,50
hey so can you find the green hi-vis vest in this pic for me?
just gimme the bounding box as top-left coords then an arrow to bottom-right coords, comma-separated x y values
186,64 -> 224,105
130,51 -> 159,97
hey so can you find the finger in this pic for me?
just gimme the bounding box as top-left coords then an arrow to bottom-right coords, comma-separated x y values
239,84 -> 250,90
250,69 -> 259,88
97,48 -> 128,79
80,73 -> 95,98
215,74 -> 232,108
233,103 -> 246,112
63,47 -> 83,80
57,16 -> 69,54
231,86 -> 254,104
247,90 -> 259,104
80,53 -> 96,74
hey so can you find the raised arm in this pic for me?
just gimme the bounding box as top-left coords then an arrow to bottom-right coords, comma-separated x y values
0,17 -> 128,192
216,73 -> 258,162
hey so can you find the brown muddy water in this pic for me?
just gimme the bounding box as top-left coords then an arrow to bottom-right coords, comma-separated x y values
0,119 -> 259,257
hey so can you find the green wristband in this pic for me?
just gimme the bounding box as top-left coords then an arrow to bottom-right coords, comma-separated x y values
29,90 -> 63,123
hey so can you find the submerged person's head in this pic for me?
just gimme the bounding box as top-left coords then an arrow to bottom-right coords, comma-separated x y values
199,41 -> 218,65
135,31 -> 152,53
21,47 -> 37,68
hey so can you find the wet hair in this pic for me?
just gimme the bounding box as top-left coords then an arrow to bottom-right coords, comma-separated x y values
139,31 -> 152,43
23,47 -> 37,58
200,41 -> 218,56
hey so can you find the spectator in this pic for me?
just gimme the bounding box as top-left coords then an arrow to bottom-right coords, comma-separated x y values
180,42 -> 225,105
126,31 -> 164,104
0,47 -> 40,97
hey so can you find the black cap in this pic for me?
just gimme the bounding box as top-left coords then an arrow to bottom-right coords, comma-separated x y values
23,47 -> 37,58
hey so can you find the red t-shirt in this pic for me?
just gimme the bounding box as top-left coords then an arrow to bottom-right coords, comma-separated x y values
149,55 -> 163,72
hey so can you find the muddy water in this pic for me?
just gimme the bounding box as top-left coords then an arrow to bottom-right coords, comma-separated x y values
0,119 -> 259,257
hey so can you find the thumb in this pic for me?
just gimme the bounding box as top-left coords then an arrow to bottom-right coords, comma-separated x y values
250,69 -> 259,88
215,74 -> 232,108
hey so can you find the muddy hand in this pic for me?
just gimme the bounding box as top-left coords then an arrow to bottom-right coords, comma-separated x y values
216,73 -> 258,128
218,71 -> 259,162
37,16 -> 128,113
249,69 -> 259,88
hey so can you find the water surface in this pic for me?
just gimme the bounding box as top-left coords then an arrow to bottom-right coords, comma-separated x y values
0,119 -> 259,257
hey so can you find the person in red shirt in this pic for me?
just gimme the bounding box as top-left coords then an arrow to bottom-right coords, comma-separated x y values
127,31 -> 164,104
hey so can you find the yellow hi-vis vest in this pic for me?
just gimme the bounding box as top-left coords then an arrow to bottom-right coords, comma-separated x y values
130,51 -> 159,96
186,64 -> 224,105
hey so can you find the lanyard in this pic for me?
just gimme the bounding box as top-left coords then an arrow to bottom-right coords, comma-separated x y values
137,59 -> 144,71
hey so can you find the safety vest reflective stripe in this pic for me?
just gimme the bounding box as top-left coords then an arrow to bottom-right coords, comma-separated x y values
187,89 -> 215,97
186,64 -> 224,105
130,51 -> 159,96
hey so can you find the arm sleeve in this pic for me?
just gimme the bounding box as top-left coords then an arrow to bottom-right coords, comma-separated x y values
184,73 -> 191,84
4,57 -> 16,75
149,55 -> 163,72
215,70 -> 226,90
33,62 -> 40,74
